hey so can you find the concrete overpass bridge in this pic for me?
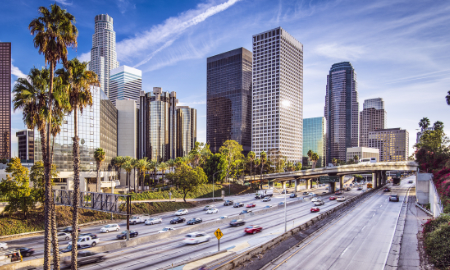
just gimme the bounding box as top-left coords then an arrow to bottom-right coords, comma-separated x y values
244,161 -> 418,192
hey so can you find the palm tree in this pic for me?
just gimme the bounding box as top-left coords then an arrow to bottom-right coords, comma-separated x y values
418,117 -> 430,131
353,155 -> 359,163
146,160 -> 157,187
158,162 -> 168,185
94,148 -> 106,192
112,156 -> 125,183
135,158 -> 148,192
166,159 -> 175,173
332,158 -> 337,166
131,158 -> 138,192
29,6 -> 77,268
56,58 -> 98,269
311,153 -> 319,169
259,152 -> 267,188
446,90 -> 450,106
247,151 -> 255,182
122,160 -> 133,193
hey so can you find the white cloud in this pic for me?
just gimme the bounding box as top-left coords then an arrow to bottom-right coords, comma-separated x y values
11,64 -> 26,78
117,0 -> 241,65
78,51 -> 91,62
314,43 -> 365,61
53,0 -> 73,6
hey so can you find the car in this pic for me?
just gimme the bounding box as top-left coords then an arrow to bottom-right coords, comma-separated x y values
240,209 -> 252,215
357,186 -> 363,190
308,192 -> 316,196
262,197 -> 271,202
17,247 -> 34,257
79,233 -> 98,239
246,203 -> 256,208
322,191 -> 327,194
170,217 -> 186,224
223,200 -> 234,206
346,187 -> 351,191
233,202 -> 244,208
278,201 -> 285,206
314,200 -> 325,206
263,205 -> 273,209
116,230 -> 138,240
311,197 -> 320,202
244,225 -> 263,234
329,196 -> 336,200
383,187 -> 391,192
217,216 -> 228,220
57,232 -> 71,241
206,208 -> 219,214
290,193 -> 297,198
408,180 -> 413,184
389,194 -> 400,202
145,217 -> 162,225
75,235 -> 100,249
182,232 -> 210,244
336,196 -> 346,202
335,191 -> 343,195
175,209 -> 188,216
230,219 -> 245,227
62,251 -> 105,267
129,215 -> 149,225
303,192 -> 309,195
310,207 -> 320,212
100,224 -> 120,233
0,242 -> 8,251
159,227 -> 176,233
187,218 -> 203,225
203,205 -> 216,211
60,226 -> 80,233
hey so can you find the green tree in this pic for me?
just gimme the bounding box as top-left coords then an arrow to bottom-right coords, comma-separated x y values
135,158 -> 148,193
131,158 -> 138,192
176,163 -> 208,202
158,162 -> 168,184
419,117 -> 430,131
112,156 -> 125,183
446,90 -> 450,106
247,151 -> 255,181
416,121 -> 449,152
353,155 -> 359,163
311,153 -> 319,169
146,160 -> 157,186
29,5 -> 77,268
219,140 -> 244,184
30,161 -> 58,204
332,158 -> 337,166
166,159 -> 175,173
122,159 -> 133,193
94,148 -> 105,193
295,162 -> 302,171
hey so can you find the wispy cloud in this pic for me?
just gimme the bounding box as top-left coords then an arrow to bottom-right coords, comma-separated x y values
53,0 -> 73,6
116,0 -> 136,14
78,51 -> 91,62
117,0 -> 241,66
11,64 -> 26,78
314,43 -> 365,61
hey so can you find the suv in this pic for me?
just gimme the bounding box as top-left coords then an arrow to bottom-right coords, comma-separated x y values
223,200 -> 234,206
290,193 -> 297,198
389,194 -> 400,202
100,224 -> 119,233
77,235 -> 100,248
233,202 -> 244,208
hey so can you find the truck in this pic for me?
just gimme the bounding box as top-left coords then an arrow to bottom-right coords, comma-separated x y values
130,215 -> 150,225
392,172 -> 401,185
76,235 -> 100,248
255,189 -> 273,199
367,183 -> 373,189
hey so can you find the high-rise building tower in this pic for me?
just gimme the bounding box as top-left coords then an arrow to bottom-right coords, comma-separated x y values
206,48 -> 252,154
90,14 -> 119,97
0,42 -> 11,159
176,106 -> 197,157
360,98 -> 386,147
302,117 -> 326,168
251,27 -> 303,162
110,65 -> 142,107
324,62 -> 359,164
369,128 -> 409,161
16,129 -> 34,162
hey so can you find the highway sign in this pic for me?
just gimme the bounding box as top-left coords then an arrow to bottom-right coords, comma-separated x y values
319,176 -> 339,183
214,228 -> 223,240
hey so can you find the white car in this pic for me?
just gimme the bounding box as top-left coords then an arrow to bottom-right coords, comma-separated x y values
57,232 -> 71,241
314,200 -> 325,206
217,216 -> 228,220
0,242 -> 7,251
145,217 -> 162,225
308,193 -> 316,196
182,232 -> 211,244
130,215 -> 149,225
203,205 -> 216,211
159,227 -> 176,233
336,196 -> 346,202
175,209 -> 188,216
206,208 -> 219,214
311,197 -> 320,202
100,224 -> 120,233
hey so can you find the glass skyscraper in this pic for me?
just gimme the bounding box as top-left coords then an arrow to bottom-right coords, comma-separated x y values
90,14 -> 119,97
360,98 -> 387,147
251,27 -> 303,162
176,106 -> 197,157
302,117 -> 326,167
0,42 -> 11,159
109,65 -> 142,107
34,88 -> 118,171
324,62 -> 359,164
206,48 -> 252,154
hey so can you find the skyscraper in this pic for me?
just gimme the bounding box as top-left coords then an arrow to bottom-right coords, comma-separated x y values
251,27 -> 303,162
90,14 -> 119,97
324,62 -> 359,164
110,65 -> 142,107
16,129 -> 34,162
0,42 -> 11,159
302,117 -> 326,168
206,48 -> 252,154
360,98 -> 386,147
176,106 -> 197,157
368,128 -> 409,161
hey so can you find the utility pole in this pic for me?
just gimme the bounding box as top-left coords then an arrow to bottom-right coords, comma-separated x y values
126,196 -> 130,241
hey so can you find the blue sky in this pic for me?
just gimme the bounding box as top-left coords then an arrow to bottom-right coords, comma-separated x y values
2,0 -> 449,157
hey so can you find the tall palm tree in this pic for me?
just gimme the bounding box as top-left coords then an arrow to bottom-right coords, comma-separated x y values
353,155 -> 359,163
446,90 -> 450,106
259,152 -> 267,188
146,160 -> 157,186
131,158 -> 138,192
311,153 -> 319,169
247,151 -> 255,182
29,6 -> 77,268
56,58 -> 98,269
112,156 -> 125,183
122,160 -> 133,193
332,158 -> 337,166
166,159 -> 175,173
158,162 -> 168,185
418,117 -> 430,131
94,148 -> 106,192
135,158 -> 148,192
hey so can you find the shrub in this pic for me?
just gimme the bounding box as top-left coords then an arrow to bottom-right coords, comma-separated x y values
423,220 -> 450,268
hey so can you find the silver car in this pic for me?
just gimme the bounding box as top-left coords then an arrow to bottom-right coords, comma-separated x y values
57,232 -> 71,241
314,200 -> 325,206
145,217 -> 162,225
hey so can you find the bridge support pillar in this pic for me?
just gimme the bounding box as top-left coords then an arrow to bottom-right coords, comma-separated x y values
377,171 -> 382,187
339,175 -> 345,191
294,179 -> 298,192
329,182 -> 336,193
308,179 -> 313,189
372,172 -> 377,189
282,181 -> 286,191
382,171 -> 387,185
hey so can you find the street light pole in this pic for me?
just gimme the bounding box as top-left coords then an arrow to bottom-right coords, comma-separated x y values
284,188 -> 287,233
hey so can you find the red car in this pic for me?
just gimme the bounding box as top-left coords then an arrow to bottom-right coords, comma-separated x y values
246,203 -> 256,208
310,207 -> 320,212
244,225 -> 263,234
329,196 -> 336,200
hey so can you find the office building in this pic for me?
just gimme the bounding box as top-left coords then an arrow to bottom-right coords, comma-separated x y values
324,62 -> 359,164
176,106 -> 197,157
116,100 -> 137,158
302,117 -> 326,168
0,42 -> 11,159
346,147 -> 379,162
110,65 -> 142,107
16,129 -> 34,162
251,27 -> 303,162
90,14 -> 119,97
368,128 -> 409,161
360,98 -> 386,147
206,48 -> 252,154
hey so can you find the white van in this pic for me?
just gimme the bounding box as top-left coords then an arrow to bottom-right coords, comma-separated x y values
359,158 -> 377,164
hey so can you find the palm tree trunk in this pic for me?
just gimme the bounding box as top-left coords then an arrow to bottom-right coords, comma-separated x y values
96,167 -> 100,193
141,171 -> 144,193
71,105 -> 80,270
40,125 -> 51,270
50,134 -> 60,269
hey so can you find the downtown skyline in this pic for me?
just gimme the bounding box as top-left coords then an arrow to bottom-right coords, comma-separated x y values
1,0 -> 449,156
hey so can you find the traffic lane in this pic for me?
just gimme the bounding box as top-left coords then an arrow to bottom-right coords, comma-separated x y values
266,186 -> 407,270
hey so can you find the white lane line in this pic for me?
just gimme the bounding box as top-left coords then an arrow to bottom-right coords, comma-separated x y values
340,247 -> 349,257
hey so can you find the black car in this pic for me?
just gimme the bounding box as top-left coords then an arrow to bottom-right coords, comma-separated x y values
170,217 -> 186,224
62,251 -> 105,268
18,247 -> 35,257
239,209 -> 252,215
233,202 -> 244,208
60,244 -> 89,253
60,226 -> 80,233
223,200 -> 234,206
186,218 -> 202,225
230,219 -> 245,227
383,187 -> 391,192
290,193 -> 297,198
116,230 -> 138,240
302,192 -> 309,195
389,194 -> 400,202
79,233 -> 98,239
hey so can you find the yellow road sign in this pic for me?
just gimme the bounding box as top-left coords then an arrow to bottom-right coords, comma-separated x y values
214,228 -> 223,240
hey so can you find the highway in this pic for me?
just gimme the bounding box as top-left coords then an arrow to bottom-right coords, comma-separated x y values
261,175 -> 415,270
